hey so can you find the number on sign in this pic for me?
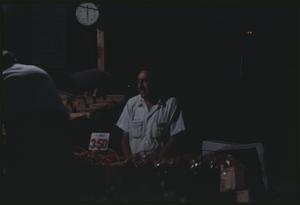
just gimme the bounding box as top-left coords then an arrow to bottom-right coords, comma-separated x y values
90,138 -> 96,149
97,139 -> 108,149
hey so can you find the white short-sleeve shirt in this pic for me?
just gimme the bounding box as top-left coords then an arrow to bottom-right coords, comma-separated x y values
2,64 -> 69,122
116,95 -> 185,155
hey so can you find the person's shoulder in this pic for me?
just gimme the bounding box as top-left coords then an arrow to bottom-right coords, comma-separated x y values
125,95 -> 141,108
3,64 -> 51,85
8,64 -> 48,76
165,96 -> 177,104
127,95 -> 141,103
163,96 -> 182,109
23,64 -> 48,75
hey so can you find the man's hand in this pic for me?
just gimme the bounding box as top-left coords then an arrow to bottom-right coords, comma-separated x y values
157,136 -> 176,159
144,151 -> 161,163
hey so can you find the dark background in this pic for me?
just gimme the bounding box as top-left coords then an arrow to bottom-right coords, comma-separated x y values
104,3 -> 299,189
1,0 -> 299,198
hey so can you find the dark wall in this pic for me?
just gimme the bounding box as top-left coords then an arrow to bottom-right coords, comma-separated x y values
2,4 -> 34,65
65,4 -> 98,72
2,3 -> 98,73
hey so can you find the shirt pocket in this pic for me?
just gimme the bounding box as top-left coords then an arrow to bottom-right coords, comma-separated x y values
153,122 -> 168,139
129,120 -> 143,139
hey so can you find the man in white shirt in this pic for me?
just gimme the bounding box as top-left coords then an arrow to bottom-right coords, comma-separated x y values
116,66 -> 185,160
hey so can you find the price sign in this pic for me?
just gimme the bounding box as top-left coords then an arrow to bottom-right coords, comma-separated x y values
89,132 -> 110,151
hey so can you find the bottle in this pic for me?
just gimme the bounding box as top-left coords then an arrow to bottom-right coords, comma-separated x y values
220,154 -> 236,192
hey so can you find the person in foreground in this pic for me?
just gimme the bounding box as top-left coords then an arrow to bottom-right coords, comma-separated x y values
2,50 -> 71,201
116,66 -> 185,161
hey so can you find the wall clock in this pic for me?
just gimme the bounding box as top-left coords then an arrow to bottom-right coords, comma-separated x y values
75,2 -> 99,26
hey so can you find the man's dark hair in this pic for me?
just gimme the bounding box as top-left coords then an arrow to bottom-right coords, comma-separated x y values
2,50 -> 17,68
137,64 -> 161,82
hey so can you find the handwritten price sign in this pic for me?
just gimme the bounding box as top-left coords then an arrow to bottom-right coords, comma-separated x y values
89,132 -> 110,151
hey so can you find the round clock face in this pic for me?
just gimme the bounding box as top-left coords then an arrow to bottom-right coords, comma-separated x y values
75,2 -> 99,26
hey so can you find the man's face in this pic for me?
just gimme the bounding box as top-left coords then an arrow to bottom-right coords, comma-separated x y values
137,70 -> 151,98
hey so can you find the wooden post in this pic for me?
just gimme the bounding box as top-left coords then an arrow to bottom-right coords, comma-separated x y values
97,28 -> 104,71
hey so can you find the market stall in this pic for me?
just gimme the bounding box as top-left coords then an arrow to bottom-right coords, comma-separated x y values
72,145 -> 265,202
57,91 -> 266,203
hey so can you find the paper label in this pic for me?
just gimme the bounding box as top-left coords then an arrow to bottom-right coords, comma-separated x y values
237,190 -> 250,202
220,167 -> 236,192
89,132 -> 110,151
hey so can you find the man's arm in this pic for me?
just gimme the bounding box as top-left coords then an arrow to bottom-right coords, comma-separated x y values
158,136 -> 175,158
158,98 -> 186,158
121,131 -> 131,160
158,131 -> 185,158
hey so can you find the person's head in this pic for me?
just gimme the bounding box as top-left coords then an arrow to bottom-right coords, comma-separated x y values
136,65 -> 161,99
2,50 -> 17,69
